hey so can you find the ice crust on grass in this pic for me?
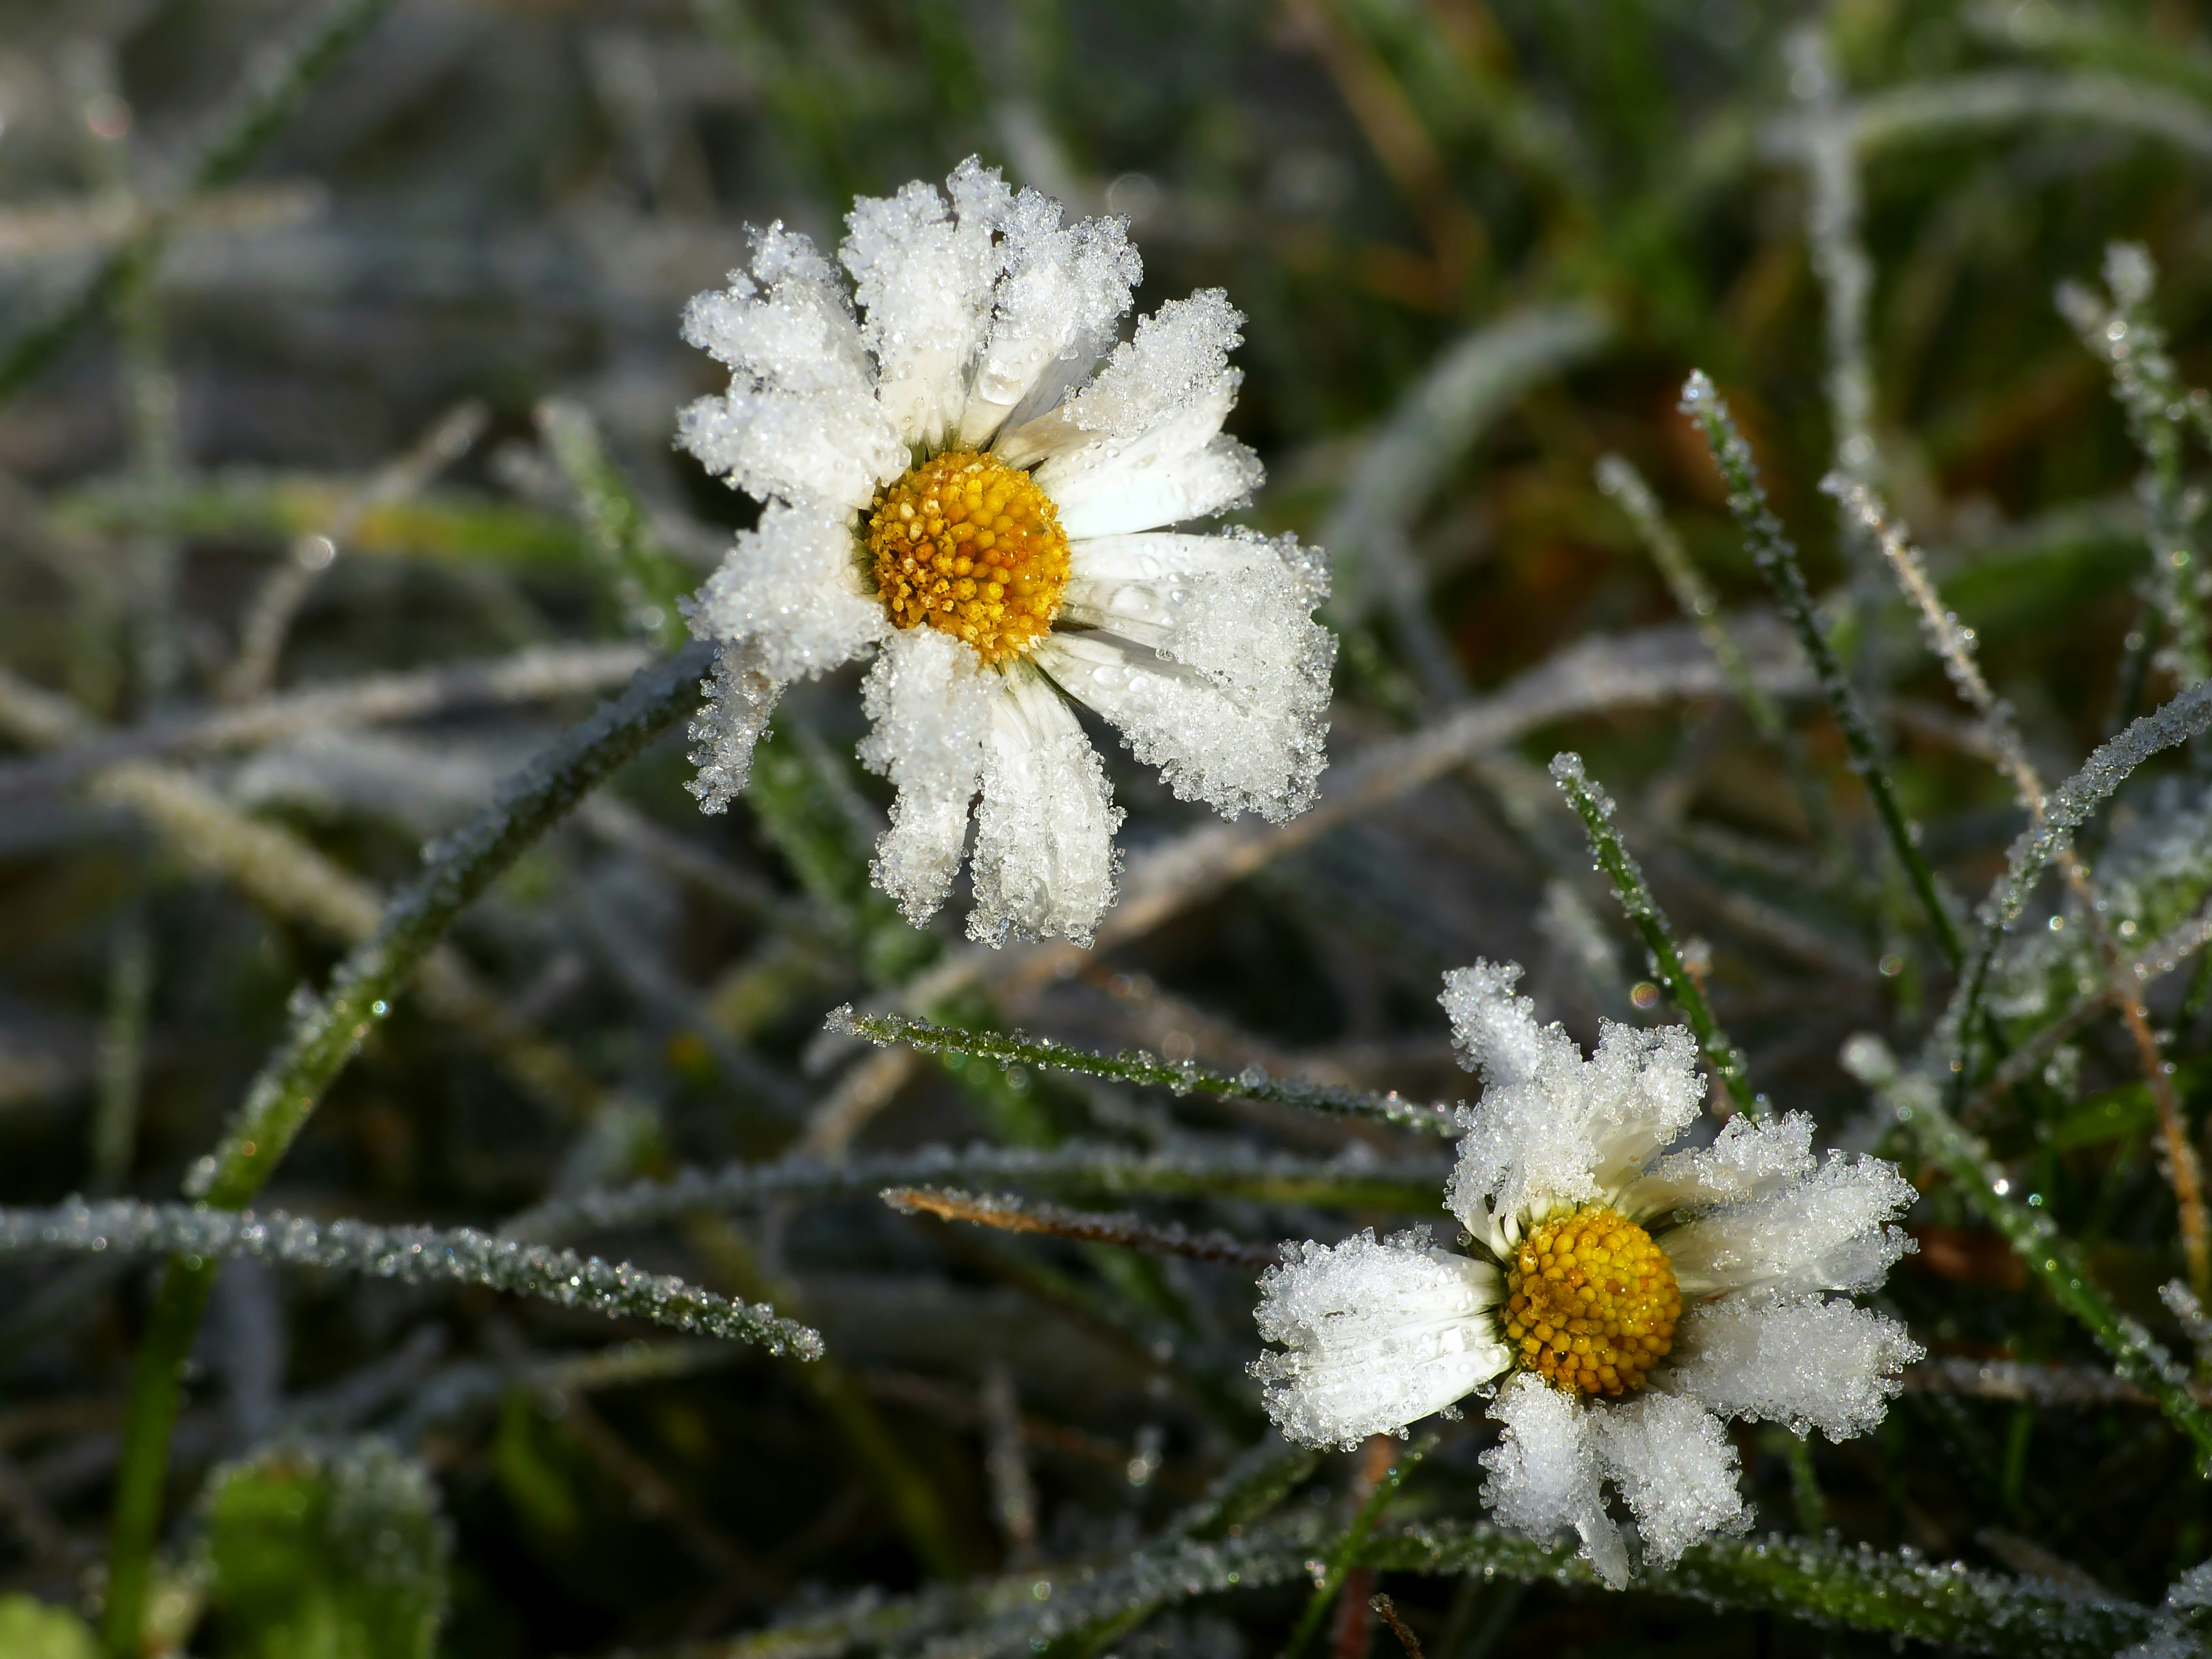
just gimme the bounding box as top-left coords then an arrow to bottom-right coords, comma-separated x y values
1250,1228 -> 1507,1451
1668,1294 -> 1922,1439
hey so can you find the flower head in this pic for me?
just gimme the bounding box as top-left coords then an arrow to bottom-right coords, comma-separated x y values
1252,960 -> 1922,1585
675,160 -> 1335,947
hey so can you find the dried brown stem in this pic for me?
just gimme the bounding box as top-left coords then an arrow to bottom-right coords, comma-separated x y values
1368,1594 -> 1427,1659
881,1187 -> 1282,1271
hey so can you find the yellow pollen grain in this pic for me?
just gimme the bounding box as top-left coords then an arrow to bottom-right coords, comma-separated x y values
865,451 -> 1070,665
1501,1206 -> 1679,1398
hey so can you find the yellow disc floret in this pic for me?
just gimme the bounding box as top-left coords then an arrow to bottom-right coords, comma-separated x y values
865,451 -> 1072,666
1502,1206 -> 1681,1397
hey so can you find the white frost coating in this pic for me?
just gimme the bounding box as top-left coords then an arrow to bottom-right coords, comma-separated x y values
1065,290 -> 1245,441
686,645 -> 782,813
1446,1015 -> 1703,1234
676,225 -> 904,510
687,505 -> 886,685
967,666 -> 1123,947
1667,1295 -> 1922,1441
1594,1392 -> 1747,1567
955,190 -> 1140,448
1037,535 -> 1333,822
1438,959 -> 1562,1089
1480,1374 -> 1625,1587
858,628 -> 997,923
841,159 -> 1010,452
1661,1153 -> 1917,1297
1249,1229 -> 1508,1449
1619,1112 -> 1818,1217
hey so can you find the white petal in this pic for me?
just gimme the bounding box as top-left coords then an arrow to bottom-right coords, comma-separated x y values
966,665 -> 1122,946
687,504 -> 886,685
686,643 -> 782,815
1251,1229 -> 1507,1450
1619,1112 -> 1817,1219
842,158 -> 1009,452
954,190 -> 1140,448
1057,530 -> 1296,584
1667,1295 -> 1921,1441
1444,967 -> 1704,1234
1040,379 -> 1263,538
681,223 -> 872,398
1660,1153 -> 1917,1298
677,384 -> 903,513
1037,533 -> 1332,822
857,628 -> 998,925
1481,1374 -> 1626,1588
677,226 -> 905,510
1594,1393 -> 1746,1567
1439,959 -> 1562,1090
1066,289 -> 1244,441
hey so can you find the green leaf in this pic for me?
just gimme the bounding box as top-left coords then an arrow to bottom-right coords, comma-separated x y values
205,1441 -> 448,1659
0,1596 -> 98,1659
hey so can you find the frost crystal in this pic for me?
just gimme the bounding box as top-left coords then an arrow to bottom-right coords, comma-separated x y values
1251,1228 -> 1508,1450
673,160 -> 1334,943
1255,958 -> 1924,1587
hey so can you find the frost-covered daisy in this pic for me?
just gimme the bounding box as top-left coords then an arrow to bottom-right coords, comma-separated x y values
1252,961 -> 1922,1585
674,159 -> 1334,946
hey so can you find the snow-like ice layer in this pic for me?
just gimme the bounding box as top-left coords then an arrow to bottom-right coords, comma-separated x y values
1438,959 -> 1562,1090
955,189 -> 1140,448
858,628 -> 997,924
966,665 -> 1123,947
1660,1152 -> 1916,1297
686,644 -> 782,814
687,504 -> 886,686
1065,289 -> 1244,441
1595,1391 -> 1747,1566
1480,1374 -> 1625,1586
841,158 -> 1009,452
1668,1294 -> 1922,1441
1445,990 -> 1704,1233
1620,1112 -> 1818,1218
1039,532 -> 1333,822
676,224 -> 905,512
1250,1228 -> 1508,1449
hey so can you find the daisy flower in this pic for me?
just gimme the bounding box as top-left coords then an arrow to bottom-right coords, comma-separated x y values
1252,960 -> 1922,1585
673,159 -> 1334,947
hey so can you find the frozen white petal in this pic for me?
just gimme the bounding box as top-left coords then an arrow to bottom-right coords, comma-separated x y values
1038,535 -> 1332,822
842,158 -> 1009,452
677,225 -> 904,510
1042,378 -> 1262,538
1661,1153 -> 1917,1298
1066,289 -> 1244,441
688,504 -> 886,685
1439,959 -> 1562,1090
1594,1392 -> 1747,1567
1447,993 -> 1703,1233
686,643 -> 782,815
857,628 -> 998,924
1251,1229 -> 1507,1450
1667,1295 -> 1921,1441
1481,1373 -> 1626,1588
1619,1112 -> 1817,1219
681,224 -> 872,398
676,383 -> 904,513
955,191 -> 1140,448
967,666 -> 1123,946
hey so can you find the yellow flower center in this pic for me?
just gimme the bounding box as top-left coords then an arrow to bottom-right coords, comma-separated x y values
1503,1206 -> 1680,1397
865,451 -> 1071,666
